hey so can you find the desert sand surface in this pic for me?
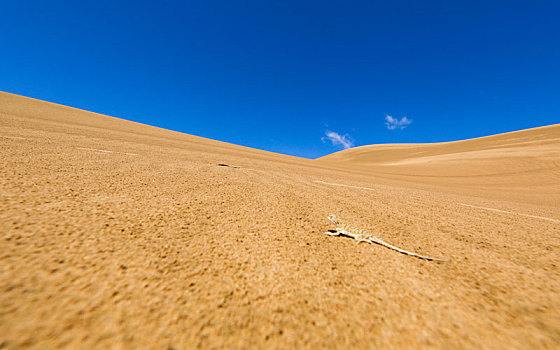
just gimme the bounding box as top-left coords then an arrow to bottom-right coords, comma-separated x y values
318,124 -> 560,207
1,91 -> 559,349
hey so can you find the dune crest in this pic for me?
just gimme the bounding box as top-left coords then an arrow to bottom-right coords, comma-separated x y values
317,124 -> 560,206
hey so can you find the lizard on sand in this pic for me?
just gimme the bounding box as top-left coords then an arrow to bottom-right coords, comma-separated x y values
326,215 -> 448,262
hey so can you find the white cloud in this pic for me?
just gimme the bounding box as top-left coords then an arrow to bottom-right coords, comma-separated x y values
385,115 -> 413,130
322,131 -> 354,150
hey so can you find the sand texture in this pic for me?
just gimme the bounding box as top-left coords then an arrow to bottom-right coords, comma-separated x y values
1,91 -> 559,349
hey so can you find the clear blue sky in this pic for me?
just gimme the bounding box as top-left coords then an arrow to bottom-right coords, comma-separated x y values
1,1 -> 559,158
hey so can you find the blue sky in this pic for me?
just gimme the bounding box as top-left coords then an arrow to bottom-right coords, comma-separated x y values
1,1 -> 558,158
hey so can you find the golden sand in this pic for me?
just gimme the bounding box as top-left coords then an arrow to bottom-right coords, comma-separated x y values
1,91 -> 559,349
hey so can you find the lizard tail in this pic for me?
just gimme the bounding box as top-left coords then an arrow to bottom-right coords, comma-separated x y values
374,240 -> 449,262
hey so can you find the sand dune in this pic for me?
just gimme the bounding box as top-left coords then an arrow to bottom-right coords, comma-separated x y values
1,91 -> 559,349
317,124 -> 560,206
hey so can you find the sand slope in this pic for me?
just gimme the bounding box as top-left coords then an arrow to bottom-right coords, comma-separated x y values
1,91 -> 559,349
317,125 -> 560,206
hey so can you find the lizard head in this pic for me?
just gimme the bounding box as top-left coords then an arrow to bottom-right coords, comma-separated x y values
327,214 -> 338,225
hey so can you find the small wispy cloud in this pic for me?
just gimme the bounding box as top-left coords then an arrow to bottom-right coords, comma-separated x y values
322,131 -> 354,150
385,115 -> 413,130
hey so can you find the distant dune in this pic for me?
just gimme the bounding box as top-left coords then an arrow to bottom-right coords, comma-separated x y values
1,91 -> 559,349
317,124 -> 560,206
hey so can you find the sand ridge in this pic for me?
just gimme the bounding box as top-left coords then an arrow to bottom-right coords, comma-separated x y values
1,91 -> 559,349
317,123 -> 560,207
